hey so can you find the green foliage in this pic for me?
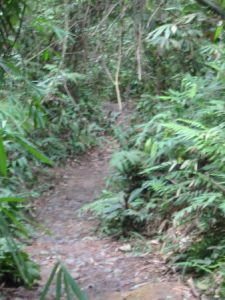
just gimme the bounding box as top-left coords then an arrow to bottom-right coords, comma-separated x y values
94,75 -> 225,294
0,0 -> 26,56
83,191 -> 125,235
1,0 -> 225,296
85,1 -> 225,295
0,196 -> 40,287
0,238 -> 39,287
40,261 -> 87,300
110,150 -> 145,174
0,0 -> 105,289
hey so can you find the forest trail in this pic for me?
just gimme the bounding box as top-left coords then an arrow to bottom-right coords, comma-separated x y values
3,107 -> 196,300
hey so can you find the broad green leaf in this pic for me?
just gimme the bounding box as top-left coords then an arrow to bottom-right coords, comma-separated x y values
15,136 -> 54,166
0,197 -> 25,203
2,208 -> 28,237
214,23 -> 223,41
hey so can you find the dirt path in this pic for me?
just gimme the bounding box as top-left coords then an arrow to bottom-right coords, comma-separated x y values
1,108 -> 196,300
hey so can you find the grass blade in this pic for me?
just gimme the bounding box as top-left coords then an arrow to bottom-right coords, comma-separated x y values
64,272 -> 72,300
62,266 -> 88,300
55,269 -> 63,300
39,262 -> 60,300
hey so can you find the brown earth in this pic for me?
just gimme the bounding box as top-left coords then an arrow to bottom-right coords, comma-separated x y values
0,107 -> 197,300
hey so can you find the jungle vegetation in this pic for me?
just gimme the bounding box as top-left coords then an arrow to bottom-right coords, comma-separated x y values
0,0 -> 225,298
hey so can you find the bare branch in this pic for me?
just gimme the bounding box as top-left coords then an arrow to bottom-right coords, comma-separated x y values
136,22 -> 142,81
195,0 -> 225,18
115,29 -> 123,111
99,28 -> 123,111
101,58 -> 114,84
59,0 -> 69,70
92,2 -> 120,36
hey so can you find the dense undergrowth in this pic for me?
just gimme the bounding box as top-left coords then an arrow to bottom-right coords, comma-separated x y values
85,1 -> 225,297
0,0 -> 105,292
1,0 -> 225,299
